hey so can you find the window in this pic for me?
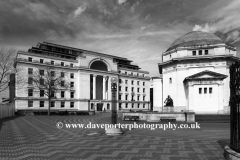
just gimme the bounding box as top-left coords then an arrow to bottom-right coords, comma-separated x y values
143,104 -> 145,108
70,73 -> 74,79
119,95 -> 121,100
119,79 -> 122,83
40,59 -> 44,63
28,77 -> 33,85
71,92 -> 74,98
51,80 -> 54,86
61,62 -> 64,66
28,101 -> 33,107
40,101 -> 44,107
199,50 -> 202,55
61,81 -> 65,87
70,63 -> 73,67
125,80 -> 128,84
137,95 -> 140,101
204,88 -> 207,94
51,101 -> 55,107
137,81 -> 139,85
169,78 -> 172,84
192,51 -> 196,56
28,68 -> 33,74
199,88 -> 202,94
51,61 -> 54,65
209,87 -> 212,94
61,102 -> 65,108
125,87 -> 128,92
70,102 -> 74,108
40,79 -> 44,85
138,103 -> 140,108
132,87 -> 134,92
143,88 -> 145,93
205,50 -> 208,55
28,57 -> 32,62
71,82 -> 74,87
137,88 -> 140,92
119,86 -> 121,91
126,103 -> 128,108
28,89 -> 33,96
40,90 -> 44,97
132,95 -> 134,101
137,73 -> 139,77
61,91 -> 65,98
143,82 -> 145,86
170,55 -> 171,58
125,72 -> 127,75
50,71 -> 55,77
143,96 -> 145,101
132,103 -> 134,108
131,80 -> 134,85
61,72 -> 65,77
125,95 -> 128,100
51,91 -> 55,98
119,103 -> 122,109
143,74 -> 144,77
40,70 -> 44,75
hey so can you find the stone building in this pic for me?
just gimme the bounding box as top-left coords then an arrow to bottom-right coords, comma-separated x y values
14,42 -> 150,113
153,31 -> 238,114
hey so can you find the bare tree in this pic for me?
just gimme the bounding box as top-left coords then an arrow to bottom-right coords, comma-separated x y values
0,47 -> 17,92
30,66 -> 70,116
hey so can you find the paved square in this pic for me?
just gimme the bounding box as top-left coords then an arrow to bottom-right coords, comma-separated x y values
0,113 -> 229,160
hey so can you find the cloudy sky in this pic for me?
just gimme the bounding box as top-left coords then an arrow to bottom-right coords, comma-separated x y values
0,0 -> 240,76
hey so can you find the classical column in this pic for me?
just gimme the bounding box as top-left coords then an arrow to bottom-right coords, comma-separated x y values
93,75 -> 96,99
103,76 -> 106,100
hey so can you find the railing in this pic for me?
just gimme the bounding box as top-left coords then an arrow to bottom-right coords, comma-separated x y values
0,102 -> 15,119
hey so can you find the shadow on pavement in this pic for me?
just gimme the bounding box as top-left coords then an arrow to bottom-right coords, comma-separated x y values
0,116 -> 23,131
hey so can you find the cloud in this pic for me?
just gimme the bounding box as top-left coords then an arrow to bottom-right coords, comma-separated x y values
192,0 -> 240,43
74,5 -> 87,17
117,0 -> 127,5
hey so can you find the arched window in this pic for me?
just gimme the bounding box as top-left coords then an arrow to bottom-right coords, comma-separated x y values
90,61 -> 108,71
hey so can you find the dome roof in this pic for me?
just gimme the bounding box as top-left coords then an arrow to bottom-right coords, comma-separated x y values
167,31 -> 224,51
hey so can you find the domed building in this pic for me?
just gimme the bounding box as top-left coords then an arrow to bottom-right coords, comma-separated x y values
153,31 -> 238,114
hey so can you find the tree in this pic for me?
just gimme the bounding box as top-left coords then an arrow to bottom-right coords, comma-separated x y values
30,66 -> 70,116
0,47 -> 17,93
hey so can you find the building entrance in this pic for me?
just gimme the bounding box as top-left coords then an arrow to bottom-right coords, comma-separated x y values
97,103 -> 103,111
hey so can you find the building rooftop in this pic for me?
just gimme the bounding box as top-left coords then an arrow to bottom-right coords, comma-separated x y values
167,31 -> 224,51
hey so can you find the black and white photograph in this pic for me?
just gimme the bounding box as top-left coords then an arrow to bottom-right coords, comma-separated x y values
0,0 -> 240,159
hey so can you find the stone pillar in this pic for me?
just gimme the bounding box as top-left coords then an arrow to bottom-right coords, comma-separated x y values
93,75 -> 96,99
108,77 -> 111,100
103,76 -> 106,100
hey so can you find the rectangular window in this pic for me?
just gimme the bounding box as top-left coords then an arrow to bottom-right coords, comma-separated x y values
50,71 -> 55,77
119,103 -> 122,109
28,77 -> 33,85
143,88 -> 145,93
71,92 -> 74,98
143,82 -> 145,86
70,82 -> 74,87
125,72 -> 127,75
40,78 -> 44,85
119,86 -> 121,91
61,91 -> 65,98
51,91 -> 55,98
40,90 -> 44,97
125,87 -> 128,92
51,101 -> 55,107
143,104 -> 145,108
137,96 -> 140,101
205,50 -> 208,55
192,51 -> 196,56
70,73 -> 74,79
28,57 -> 32,62
137,88 -> 139,92
51,80 -> 54,86
119,95 -> 121,100
70,102 -> 74,108
28,89 -> 33,96
61,102 -> 65,108
132,95 -> 134,101
132,87 -> 134,92
125,95 -> 128,100
204,88 -> 207,94
61,72 -> 65,77
138,103 -> 140,108
199,50 -> 202,55
169,78 -> 172,84
143,96 -> 145,101
143,74 -> 144,77
40,59 -> 44,63
209,87 -> 212,94
137,81 -> 139,85
131,80 -> 134,85
51,61 -> 54,65
40,101 -> 44,107
126,103 -> 128,108
199,88 -> 202,94
70,63 -> 73,67
132,104 -> 134,108
61,81 -> 65,87
61,62 -> 64,66
28,68 -> 33,74
40,70 -> 44,75
28,101 -> 33,107
125,80 -> 128,84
